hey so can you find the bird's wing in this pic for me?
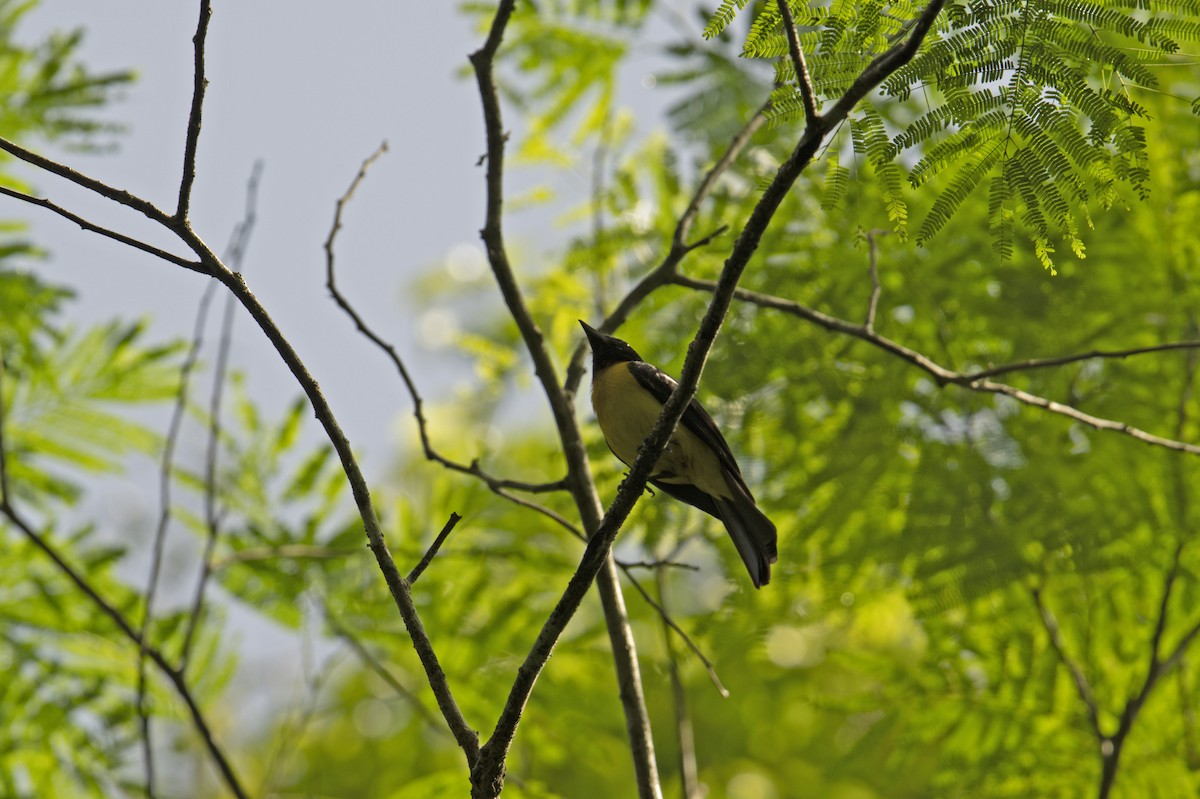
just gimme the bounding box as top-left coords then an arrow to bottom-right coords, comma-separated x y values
626,360 -> 754,498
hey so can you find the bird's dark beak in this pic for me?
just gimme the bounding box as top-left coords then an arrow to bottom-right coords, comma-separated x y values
579,320 -> 603,350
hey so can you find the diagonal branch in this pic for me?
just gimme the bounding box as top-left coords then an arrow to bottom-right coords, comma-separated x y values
0,136 -> 176,227
1032,586 -> 1103,740
0,503 -> 249,799
0,185 -> 204,273
407,513 -> 463,585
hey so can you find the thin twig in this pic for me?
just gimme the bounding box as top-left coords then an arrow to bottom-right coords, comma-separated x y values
963,341 -> 1200,382
322,142 -> 566,498
176,0 -> 213,221
656,570 -> 702,799
864,229 -> 886,332
407,513 -> 463,585
776,0 -> 819,122
618,560 -> 701,572
0,185 -> 203,273
325,613 -> 447,732
136,249 -> 218,797
211,544 -> 358,571
180,161 -> 262,669
623,568 -> 728,697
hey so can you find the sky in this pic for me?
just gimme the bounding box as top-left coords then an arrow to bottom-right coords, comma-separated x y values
16,3 -> 491,460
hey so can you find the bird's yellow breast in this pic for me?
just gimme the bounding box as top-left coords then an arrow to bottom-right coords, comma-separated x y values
591,363 -> 730,499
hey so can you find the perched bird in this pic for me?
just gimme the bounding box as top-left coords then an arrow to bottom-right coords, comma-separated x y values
580,320 -> 778,587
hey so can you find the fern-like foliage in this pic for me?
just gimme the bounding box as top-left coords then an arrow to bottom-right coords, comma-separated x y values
716,0 -> 1200,268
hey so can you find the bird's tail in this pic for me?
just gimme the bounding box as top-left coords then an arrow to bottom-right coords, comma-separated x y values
715,482 -> 778,589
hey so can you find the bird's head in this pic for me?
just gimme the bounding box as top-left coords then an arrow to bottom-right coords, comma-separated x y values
580,320 -> 643,369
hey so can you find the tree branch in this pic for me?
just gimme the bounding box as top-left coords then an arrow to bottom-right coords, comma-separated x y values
475,2 -> 950,792
407,513 -> 463,585
137,244 -> 219,797
1032,586 -> 1103,740
0,185 -> 204,273
962,341 -> 1200,382
864,229 -> 886,332
777,0 -> 819,122
656,570 -> 702,798
176,0 -> 212,221
562,101 -> 770,398
674,275 -> 1200,457
180,162 -> 263,669
0,503 -> 249,799
0,136 -> 177,226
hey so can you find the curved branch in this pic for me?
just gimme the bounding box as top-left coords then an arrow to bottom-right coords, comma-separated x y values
674,275 -> 1200,457
962,341 -> 1200,382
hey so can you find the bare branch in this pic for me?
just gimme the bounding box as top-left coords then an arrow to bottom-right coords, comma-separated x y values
1032,586 -> 1103,740
0,185 -> 204,273
0,136 -> 177,227
656,570 -> 702,799
674,275 -> 1200,457
468,2 -> 664,795
177,0 -> 213,220
137,246 -> 219,796
180,161 -> 262,669
407,513 -> 464,585
324,612 -> 448,733
963,341 -> 1200,382
211,544 -> 358,570
623,568 -> 728,697
776,0 -> 819,122
618,559 -> 701,572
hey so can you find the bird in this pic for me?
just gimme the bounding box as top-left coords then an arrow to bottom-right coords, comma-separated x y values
580,320 -> 778,588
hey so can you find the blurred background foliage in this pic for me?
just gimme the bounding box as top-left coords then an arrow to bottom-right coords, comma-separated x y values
3,0 -> 1200,797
